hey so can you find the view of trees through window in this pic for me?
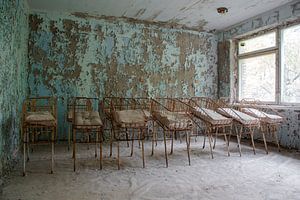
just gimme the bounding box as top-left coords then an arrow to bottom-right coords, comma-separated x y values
239,54 -> 276,101
238,32 -> 276,102
281,24 -> 300,103
238,24 -> 300,104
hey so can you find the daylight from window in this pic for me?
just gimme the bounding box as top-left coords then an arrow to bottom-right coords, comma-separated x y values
281,24 -> 300,103
239,32 -> 276,54
239,54 -> 276,101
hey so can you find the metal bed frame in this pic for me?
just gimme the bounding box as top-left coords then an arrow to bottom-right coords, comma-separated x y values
22,96 -> 57,175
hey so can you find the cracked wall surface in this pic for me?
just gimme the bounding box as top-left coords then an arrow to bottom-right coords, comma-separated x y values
217,0 -> 300,149
28,11 -> 218,139
0,0 -> 29,175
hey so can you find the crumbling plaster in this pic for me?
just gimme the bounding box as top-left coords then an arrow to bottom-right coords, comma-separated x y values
0,0 -> 29,175
28,11 -> 218,139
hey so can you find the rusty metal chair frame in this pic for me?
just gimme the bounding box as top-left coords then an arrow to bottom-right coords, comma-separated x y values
181,97 -> 233,159
109,97 -> 149,169
66,97 -> 93,151
216,99 -> 260,156
72,97 -> 103,171
151,98 -> 194,167
22,96 -> 57,176
239,99 -> 284,153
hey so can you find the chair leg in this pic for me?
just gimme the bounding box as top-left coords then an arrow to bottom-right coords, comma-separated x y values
68,123 -> 71,151
95,131 -> 98,158
213,127 -> 218,149
99,130 -> 103,170
273,126 -> 281,152
208,131 -> 214,159
163,130 -> 168,168
236,126 -> 242,157
225,135 -> 231,154
141,129 -> 145,168
261,126 -> 268,154
138,130 -> 141,149
170,131 -> 174,155
117,140 -> 120,170
23,129 -> 26,176
110,128 -> 113,157
250,127 -> 256,155
151,127 -> 155,156
202,134 -> 206,149
27,130 -> 30,162
125,128 -> 129,148
51,127 -> 54,174
87,134 -> 90,150
130,130 -> 134,157
73,129 -> 76,172
186,132 -> 191,165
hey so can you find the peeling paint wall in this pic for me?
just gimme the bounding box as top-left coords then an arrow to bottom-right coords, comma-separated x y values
0,0 -> 29,175
217,0 -> 300,149
28,11 -> 218,139
277,108 -> 300,149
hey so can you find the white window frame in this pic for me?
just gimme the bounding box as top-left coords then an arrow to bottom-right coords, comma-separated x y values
236,23 -> 300,106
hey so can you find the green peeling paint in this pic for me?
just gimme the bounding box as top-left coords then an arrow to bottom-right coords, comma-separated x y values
0,0 -> 29,175
28,11 -> 218,139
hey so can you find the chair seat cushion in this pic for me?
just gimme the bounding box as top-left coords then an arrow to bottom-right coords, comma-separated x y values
217,108 -> 259,125
74,111 -> 103,128
153,111 -> 193,130
113,109 -> 148,127
25,111 -> 56,126
241,108 -> 283,124
192,107 -> 232,125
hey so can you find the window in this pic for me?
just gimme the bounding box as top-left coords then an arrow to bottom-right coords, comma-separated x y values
281,24 -> 300,103
239,54 -> 276,101
238,31 -> 277,102
237,24 -> 300,104
239,32 -> 276,54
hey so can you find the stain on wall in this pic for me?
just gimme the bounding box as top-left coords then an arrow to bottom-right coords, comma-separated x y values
28,11 -> 218,139
217,0 -> 300,149
0,0 -> 29,175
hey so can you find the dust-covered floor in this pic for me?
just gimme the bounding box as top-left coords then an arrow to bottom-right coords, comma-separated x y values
2,138 -> 300,200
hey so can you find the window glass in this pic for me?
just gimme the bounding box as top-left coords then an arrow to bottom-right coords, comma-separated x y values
239,32 -> 276,54
239,53 -> 276,101
281,24 -> 300,103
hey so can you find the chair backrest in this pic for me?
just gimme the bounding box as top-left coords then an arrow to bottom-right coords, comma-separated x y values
23,96 -> 57,118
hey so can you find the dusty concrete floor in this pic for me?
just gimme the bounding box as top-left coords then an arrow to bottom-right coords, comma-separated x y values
1,138 -> 300,200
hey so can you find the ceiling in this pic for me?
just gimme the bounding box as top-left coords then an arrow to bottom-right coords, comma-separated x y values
27,0 -> 294,31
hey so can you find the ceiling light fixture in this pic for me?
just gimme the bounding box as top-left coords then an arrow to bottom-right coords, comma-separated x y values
217,7 -> 228,14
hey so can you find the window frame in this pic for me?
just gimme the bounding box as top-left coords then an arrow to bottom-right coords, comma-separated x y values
235,23 -> 300,106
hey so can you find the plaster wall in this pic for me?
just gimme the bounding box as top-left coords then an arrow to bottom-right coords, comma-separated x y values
0,0 -> 29,175
28,11 -> 218,139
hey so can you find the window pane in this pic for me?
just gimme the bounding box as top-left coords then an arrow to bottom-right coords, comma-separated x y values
239,54 -> 276,101
238,32 -> 276,54
281,24 -> 300,103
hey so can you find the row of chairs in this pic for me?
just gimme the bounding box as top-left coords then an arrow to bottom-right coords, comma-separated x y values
22,96 -> 284,175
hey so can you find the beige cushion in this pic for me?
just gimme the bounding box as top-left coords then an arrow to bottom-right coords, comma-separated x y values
74,111 -> 103,128
217,108 -> 259,125
67,111 -> 73,121
153,111 -> 193,130
241,108 -> 283,124
25,111 -> 56,126
193,107 -> 232,125
113,109 -> 147,127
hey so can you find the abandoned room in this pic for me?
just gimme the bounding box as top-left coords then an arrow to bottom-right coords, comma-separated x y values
0,0 -> 300,199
